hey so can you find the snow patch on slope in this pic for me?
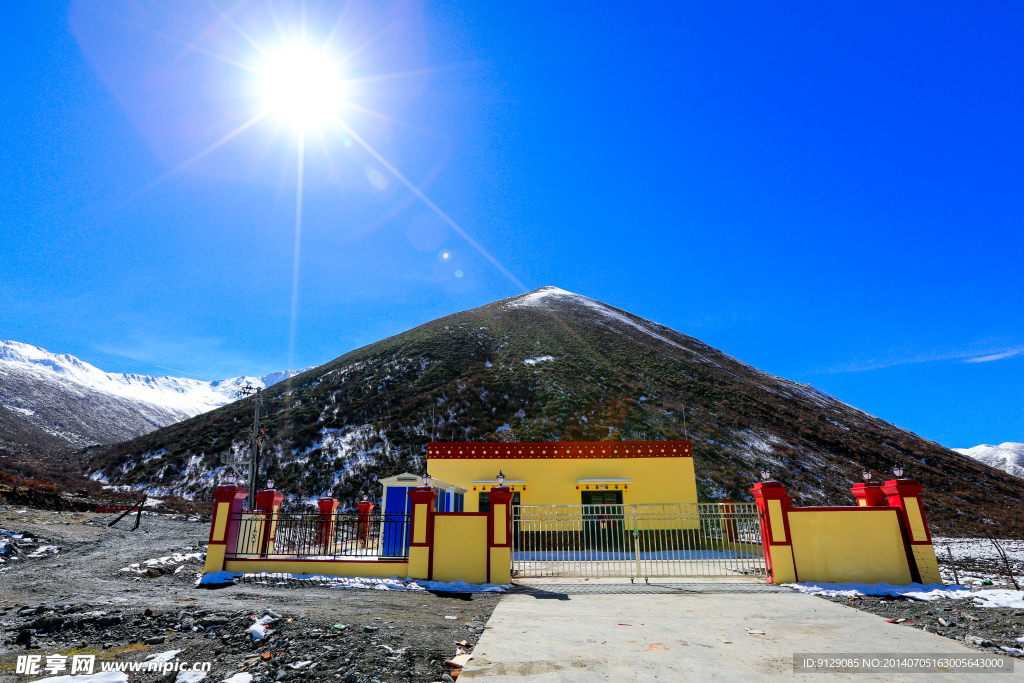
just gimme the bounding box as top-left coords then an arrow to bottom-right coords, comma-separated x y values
954,443 -> 1024,480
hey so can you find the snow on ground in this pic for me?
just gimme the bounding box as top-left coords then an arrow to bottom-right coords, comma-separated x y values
934,536 -> 1024,587
787,582 -> 972,600
120,552 -> 205,575
41,673 -> 128,683
954,443 -> 1024,479
199,571 -> 510,592
522,356 -> 555,366
789,582 -> 1024,609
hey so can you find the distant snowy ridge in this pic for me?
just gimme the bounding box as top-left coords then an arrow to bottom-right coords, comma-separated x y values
0,340 -> 309,416
954,443 -> 1024,480
0,339 -> 312,451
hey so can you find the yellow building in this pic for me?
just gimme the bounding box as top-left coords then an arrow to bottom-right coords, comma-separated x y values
426,441 -> 695,510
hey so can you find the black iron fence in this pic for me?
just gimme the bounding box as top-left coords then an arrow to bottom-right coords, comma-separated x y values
228,511 -> 412,559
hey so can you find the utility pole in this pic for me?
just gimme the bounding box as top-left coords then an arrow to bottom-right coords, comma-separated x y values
237,384 -> 266,509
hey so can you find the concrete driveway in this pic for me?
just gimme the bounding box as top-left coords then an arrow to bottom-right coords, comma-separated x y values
458,578 -> 1021,682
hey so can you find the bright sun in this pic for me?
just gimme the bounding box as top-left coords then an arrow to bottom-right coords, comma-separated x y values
260,46 -> 343,128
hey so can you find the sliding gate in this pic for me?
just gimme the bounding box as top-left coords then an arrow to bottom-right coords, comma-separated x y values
512,503 -> 766,578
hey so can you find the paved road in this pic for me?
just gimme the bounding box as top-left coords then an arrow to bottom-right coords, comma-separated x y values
459,578 -> 1022,682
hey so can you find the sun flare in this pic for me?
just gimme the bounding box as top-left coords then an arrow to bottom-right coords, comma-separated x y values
260,46 -> 343,128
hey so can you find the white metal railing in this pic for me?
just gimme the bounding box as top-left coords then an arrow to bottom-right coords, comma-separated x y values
512,503 -> 766,578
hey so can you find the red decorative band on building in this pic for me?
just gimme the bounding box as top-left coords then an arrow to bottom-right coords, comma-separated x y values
427,441 -> 692,459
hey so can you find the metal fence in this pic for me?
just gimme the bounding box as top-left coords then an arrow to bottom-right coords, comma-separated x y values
512,503 -> 766,578
229,511 -> 412,559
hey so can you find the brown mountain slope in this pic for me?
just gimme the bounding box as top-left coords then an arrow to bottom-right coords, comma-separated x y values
80,287 -> 1024,537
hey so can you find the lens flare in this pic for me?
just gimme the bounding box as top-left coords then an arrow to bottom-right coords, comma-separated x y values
260,46 -> 343,128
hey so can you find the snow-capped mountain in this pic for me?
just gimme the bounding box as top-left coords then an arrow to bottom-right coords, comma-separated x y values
954,443 -> 1024,480
84,286 -> 1024,537
0,339 -> 311,454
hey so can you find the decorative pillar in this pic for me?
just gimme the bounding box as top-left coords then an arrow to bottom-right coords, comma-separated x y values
750,482 -> 797,584
203,485 -> 248,574
254,489 -> 284,556
356,499 -> 375,548
316,498 -> 339,555
487,486 -> 514,585
718,498 -> 738,543
881,479 -> 941,584
407,487 -> 437,579
850,482 -> 888,507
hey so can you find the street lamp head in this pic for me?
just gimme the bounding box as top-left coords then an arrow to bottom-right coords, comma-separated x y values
892,463 -> 904,479
422,472 -> 431,487
862,468 -> 872,482
266,479 -> 274,490
497,470 -> 505,486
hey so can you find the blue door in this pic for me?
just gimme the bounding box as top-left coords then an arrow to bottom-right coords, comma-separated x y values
382,486 -> 411,556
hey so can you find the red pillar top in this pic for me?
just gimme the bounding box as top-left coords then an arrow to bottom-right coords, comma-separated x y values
255,490 -> 284,512
850,482 -> 888,507
750,481 -> 791,502
487,486 -> 514,507
318,498 -> 339,515
213,485 -> 249,505
881,479 -> 922,500
357,500 -> 375,516
408,486 -> 438,507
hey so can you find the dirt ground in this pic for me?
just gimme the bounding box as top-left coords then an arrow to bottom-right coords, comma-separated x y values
0,505 -> 499,683
818,593 -> 1024,655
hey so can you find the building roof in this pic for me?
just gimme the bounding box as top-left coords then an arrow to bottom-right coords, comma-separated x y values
427,441 -> 692,459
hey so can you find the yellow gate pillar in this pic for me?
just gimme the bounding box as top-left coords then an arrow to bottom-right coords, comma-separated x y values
487,486 -> 514,585
407,487 -> 437,579
203,485 -> 248,574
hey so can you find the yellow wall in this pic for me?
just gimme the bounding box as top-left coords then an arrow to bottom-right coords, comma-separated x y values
489,546 -> 511,585
203,544 -> 226,574
224,559 -> 409,578
432,515 -> 488,583
788,509 -> 913,584
912,545 -> 942,584
427,456 -> 697,510
211,502 -> 229,541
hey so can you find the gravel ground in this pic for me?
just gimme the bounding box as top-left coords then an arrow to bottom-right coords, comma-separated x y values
817,593 -> 1024,656
0,505 -> 499,683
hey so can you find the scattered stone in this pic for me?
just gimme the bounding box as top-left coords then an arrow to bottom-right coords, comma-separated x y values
362,626 -> 378,634
145,635 -> 167,644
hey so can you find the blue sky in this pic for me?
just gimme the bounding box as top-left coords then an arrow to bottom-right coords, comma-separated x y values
1,1 -> 1021,449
